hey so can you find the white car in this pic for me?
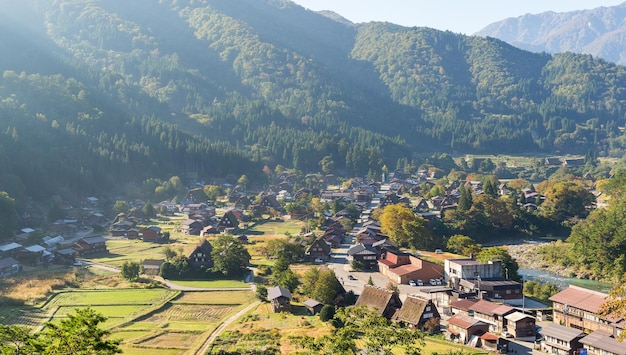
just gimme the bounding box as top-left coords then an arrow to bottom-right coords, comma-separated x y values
409,280 -> 417,286
72,260 -> 83,266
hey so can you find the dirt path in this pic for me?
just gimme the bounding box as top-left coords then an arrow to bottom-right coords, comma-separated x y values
195,300 -> 261,355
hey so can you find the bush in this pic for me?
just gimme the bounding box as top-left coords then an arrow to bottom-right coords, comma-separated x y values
319,304 -> 335,322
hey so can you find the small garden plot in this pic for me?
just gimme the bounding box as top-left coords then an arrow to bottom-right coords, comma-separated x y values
166,279 -> 248,288
118,345 -> 183,355
54,304 -> 147,318
108,330 -> 150,342
210,328 -> 281,354
174,290 -> 255,305
155,304 -> 235,322
136,331 -> 202,349
8,308 -> 52,328
164,320 -> 212,332
47,289 -> 176,307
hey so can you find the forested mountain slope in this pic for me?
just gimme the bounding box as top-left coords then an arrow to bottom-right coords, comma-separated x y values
1,0 -> 626,200
476,2 -> 626,66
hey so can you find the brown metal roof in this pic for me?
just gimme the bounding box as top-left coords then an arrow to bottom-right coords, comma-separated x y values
549,285 -> 607,313
580,331 -> 626,355
447,313 -> 487,328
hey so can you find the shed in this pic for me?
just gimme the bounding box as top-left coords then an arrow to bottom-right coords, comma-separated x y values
303,299 -> 324,315
268,286 -> 292,313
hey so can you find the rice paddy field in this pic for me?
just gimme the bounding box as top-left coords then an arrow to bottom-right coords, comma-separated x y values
7,286 -> 257,355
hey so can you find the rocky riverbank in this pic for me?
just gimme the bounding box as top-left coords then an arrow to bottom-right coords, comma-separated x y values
505,242 -> 575,278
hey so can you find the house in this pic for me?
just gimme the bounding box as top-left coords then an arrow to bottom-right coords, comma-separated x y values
347,244 -> 380,269
504,311 -> 536,340
268,286 -> 292,313
216,210 -> 239,232
142,259 -> 165,275
181,219 -> 203,235
187,239 -> 213,269
540,324 -> 585,355
468,300 -> 514,333
306,236 -> 331,261
0,257 -> 20,277
142,226 -> 162,243
74,236 -> 107,255
549,285 -> 616,334
110,219 -> 134,237
378,251 -> 444,285
446,313 -> 490,345
0,242 -> 23,258
354,285 -> 402,319
413,198 -> 430,212
580,330 -> 626,355
16,245 -> 51,265
304,299 -> 324,315
54,248 -> 78,265
445,258 -> 502,283
449,299 -> 479,316
392,297 -> 440,330
545,157 -> 562,166
562,158 -> 586,167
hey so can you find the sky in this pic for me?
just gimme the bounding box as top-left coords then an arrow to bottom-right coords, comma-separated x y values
290,0 -> 626,35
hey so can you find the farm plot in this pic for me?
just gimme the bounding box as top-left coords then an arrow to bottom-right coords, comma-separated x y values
112,290 -> 256,354
47,289 -> 177,307
173,290 -> 256,305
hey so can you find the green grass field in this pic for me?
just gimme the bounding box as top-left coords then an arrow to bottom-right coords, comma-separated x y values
166,279 -> 249,289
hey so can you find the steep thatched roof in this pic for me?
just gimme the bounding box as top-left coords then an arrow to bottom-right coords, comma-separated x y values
355,285 -> 401,317
392,296 -> 433,325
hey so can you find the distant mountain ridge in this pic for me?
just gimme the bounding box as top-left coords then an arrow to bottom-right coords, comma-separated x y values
476,2 -> 626,65
1,0 -> 626,201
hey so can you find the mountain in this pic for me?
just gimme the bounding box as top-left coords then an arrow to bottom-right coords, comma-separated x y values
1,0 -> 626,203
475,2 -> 626,65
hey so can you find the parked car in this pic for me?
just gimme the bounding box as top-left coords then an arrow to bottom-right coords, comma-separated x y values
409,280 -> 417,286
434,249 -> 443,254
429,279 -> 437,286
314,258 -> 324,264
72,260 -> 83,267
416,279 -> 424,286
435,279 -> 443,285
348,275 -> 357,281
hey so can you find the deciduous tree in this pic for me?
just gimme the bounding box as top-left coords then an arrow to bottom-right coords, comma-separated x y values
211,235 -> 251,277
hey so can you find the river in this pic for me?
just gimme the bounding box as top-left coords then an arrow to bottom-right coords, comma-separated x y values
518,267 -> 613,293
506,242 -> 615,293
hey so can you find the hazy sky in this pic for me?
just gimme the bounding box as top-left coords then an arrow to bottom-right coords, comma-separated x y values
290,0 -> 626,34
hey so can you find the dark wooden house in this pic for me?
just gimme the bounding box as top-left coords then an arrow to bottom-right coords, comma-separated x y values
268,286 -> 292,313
187,239 -> 213,269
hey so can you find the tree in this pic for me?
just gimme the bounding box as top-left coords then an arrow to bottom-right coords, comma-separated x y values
0,324 -> 38,354
291,306 -> 423,354
477,247 -> 520,281
120,261 -> 141,281
237,175 -> 248,193
36,307 -> 121,354
112,200 -> 128,215
162,245 -> 177,260
0,191 -> 16,241
379,203 -> 432,249
311,270 -> 342,304
367,276 -> 374,286
319,304 -> 335,322
211,235 -> 251,277
536,180 -> 595,221
142,200 -> 156,218
457,184 -> 472,211
203,184 -> 222,201
447,234 -> 482,257
256,284 -> 268,302
264,239 -> 304,262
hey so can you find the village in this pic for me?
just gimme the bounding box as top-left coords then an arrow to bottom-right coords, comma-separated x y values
0,157 -> 622,354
